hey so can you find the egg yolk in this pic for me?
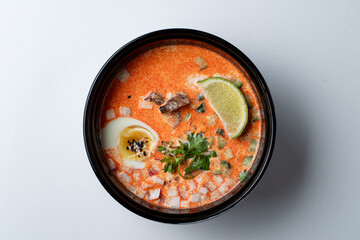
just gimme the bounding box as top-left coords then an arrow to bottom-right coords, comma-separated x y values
119,126 -> 155,161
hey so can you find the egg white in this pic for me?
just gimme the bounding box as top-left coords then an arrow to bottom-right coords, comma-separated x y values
100,117 -> 159,169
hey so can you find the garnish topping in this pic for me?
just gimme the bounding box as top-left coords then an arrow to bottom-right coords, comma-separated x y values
157,132 -> 216,178
196,103 -> 205,113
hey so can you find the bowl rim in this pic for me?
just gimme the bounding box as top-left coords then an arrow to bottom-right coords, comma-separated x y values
83,28 -> 276,224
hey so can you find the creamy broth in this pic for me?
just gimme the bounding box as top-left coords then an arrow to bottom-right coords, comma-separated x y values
100,44 -> 262,208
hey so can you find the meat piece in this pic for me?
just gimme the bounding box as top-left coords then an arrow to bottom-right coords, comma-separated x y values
159,92 -> 190,113
144,92 -> 165,105
163,111 -> 181,129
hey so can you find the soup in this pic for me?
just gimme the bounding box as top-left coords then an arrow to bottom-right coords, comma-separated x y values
100,44 -> 262,209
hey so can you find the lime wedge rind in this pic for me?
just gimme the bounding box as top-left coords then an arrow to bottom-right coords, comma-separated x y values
197,77 -> 248,139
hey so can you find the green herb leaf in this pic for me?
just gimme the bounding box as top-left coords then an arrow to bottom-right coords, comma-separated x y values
157,146 -> 167,152
157,132 -> 215,178
210,150 -> 217,157
185,156 -> 210,173
220,160 -> 231,169
252,117 -> 260,122
196,103 -> 205,113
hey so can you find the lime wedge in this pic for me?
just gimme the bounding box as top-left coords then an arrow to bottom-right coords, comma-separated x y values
197,77 -> 248,139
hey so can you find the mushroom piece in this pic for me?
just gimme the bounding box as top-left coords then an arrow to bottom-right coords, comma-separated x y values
163,111 -> 181,129
144,91 -> 165,105
159,92 -> 190,114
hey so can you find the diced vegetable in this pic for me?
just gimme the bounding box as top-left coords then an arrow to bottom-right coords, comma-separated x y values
115,68 -> 130,83
252,108 -> 260,122
232,80 -> 244,88
216,128 -> 225,137
239,170 -> 249,182
220,160 -> 231,169
139,99 -> 153,109
222,168 -> 231,177
213,169 -> 222,175
189,192 -> 201,203
244,94 -> 253,108
106,109 -> 115,120
198,93 -> 205,101
224,148 -> 234,160
180,201 -> 189,208
194,56 -> 208,70
117,172 -> 131,183
249,139 -> 257,152
170,196 -> 180,208
149,188 -> 161,200
190,98 -> 197,109
217,137 -> 227,149
213,175 -> 224,185
183,113 -> 191,122
208,136 -> 215,148
218,182 -> 229,194
120,107 -> 131,117
208,113 -> 218,126
196,103 -> 205,113
152,176 -> 165,185
205,181 -> 216,191
167,186 -> 178,197
243,156 -> 253,167
199,187 -> 208,195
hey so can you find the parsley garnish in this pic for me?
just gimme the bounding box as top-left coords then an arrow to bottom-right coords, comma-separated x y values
157,132 -> 216,178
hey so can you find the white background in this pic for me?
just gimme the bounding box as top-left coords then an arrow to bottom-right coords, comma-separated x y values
1,0 -> 359,239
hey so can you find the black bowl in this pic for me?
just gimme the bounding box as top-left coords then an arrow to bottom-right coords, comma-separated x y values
83,28 -> 276,223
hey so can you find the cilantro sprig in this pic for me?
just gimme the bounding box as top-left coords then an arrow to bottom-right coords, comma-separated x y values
157,132 -> 216,178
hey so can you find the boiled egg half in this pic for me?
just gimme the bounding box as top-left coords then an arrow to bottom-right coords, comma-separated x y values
100,117 -> 159,169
